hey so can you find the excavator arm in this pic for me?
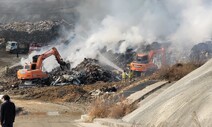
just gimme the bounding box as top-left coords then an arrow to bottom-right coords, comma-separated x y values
148,48 -> 166,65
34,47 -> 69,70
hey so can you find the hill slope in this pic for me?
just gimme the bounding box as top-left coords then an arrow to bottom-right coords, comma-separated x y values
123,59 -> 212,127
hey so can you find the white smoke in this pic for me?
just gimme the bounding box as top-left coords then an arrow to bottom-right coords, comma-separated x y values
68,0 -> 212,64
21,0 -> 212,71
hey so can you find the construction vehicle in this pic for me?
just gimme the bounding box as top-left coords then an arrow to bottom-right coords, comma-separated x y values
130,48 -> 166,76
17,47 -> 70,87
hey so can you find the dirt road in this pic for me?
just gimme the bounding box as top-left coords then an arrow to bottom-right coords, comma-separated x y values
13,99 -> 84,127
0,49 -> 24,69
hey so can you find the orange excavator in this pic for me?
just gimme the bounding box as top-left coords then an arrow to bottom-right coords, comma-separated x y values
17,47 -> 70,87
130,48 -> 166,76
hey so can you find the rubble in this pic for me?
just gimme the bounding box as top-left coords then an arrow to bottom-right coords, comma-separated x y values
0,20 -> 58,33
0,20 -> 73,44
90,86 -> 118,96
190,41 -> 212,63
50,58 -> 119,85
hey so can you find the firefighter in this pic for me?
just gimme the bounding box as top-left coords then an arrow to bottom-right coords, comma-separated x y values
122,70 -> 127,82
128,70 -> 134,82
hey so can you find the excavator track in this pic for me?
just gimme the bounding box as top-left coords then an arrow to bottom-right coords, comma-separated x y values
19,80 -> 36,88
19,78 -> 50,88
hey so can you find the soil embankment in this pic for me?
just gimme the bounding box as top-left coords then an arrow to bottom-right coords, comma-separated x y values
123,59 -> 212,127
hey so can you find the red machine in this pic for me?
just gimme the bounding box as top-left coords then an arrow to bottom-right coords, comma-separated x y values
130,48 -> 166,76
17,47 -> 69,86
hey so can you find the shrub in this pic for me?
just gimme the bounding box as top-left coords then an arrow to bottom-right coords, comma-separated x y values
88,97 -> 111,119
88,95 -> 137,120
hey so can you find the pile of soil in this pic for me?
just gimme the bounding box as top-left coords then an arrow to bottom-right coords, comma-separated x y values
8,81 -> 122,103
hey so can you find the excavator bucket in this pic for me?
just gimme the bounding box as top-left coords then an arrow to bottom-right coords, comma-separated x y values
60,62 -> 70,70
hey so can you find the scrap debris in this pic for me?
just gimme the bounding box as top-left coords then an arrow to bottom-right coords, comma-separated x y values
190,41 -> 212,63
50,58 -> 120,86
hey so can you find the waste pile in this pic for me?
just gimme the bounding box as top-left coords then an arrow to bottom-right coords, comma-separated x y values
0,20 -> 58,33
50,58 -> 120,86
0,20 -> 73,44
190,41 -> 212,64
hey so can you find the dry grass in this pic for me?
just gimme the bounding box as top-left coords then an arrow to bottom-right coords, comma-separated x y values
88,95 -> 137,120
152,63 -> 201,81
88,97 -> 111,118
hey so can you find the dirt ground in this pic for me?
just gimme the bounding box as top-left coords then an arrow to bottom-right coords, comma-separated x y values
12,98 -> 84,127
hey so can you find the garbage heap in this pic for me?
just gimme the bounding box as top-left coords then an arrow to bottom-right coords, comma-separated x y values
0,20 -> 73,44
50,58 -> 119,85
190,41 -> 212,64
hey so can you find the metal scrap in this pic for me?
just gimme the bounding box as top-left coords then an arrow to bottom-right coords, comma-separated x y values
49,58 -> 119,85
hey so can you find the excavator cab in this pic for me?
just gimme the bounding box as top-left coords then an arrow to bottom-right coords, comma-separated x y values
135,54 -> 149,64
130,48 -> 166,77
23,64 -> 30,70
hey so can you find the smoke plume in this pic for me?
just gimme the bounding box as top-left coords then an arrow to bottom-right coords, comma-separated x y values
0,0 -> 79,23
20,0 -> 212,71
